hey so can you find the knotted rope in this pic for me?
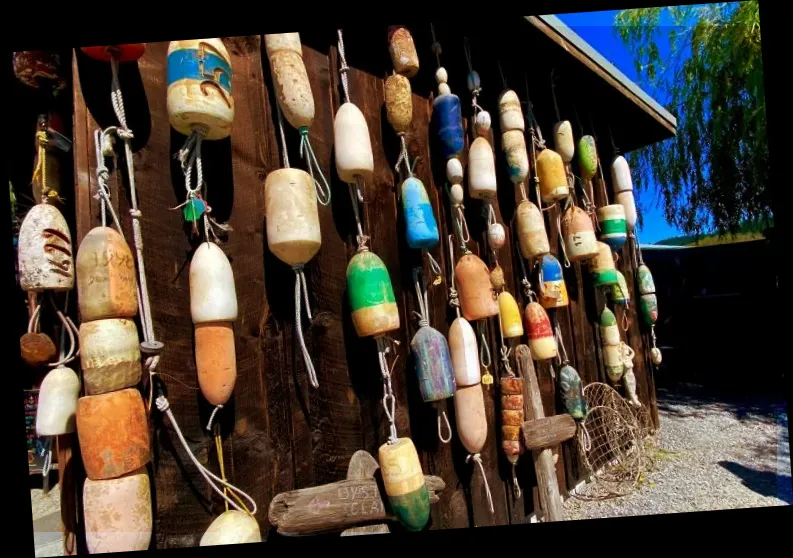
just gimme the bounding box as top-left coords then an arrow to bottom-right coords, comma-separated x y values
446,235 -> 461,318
156,396 -> 257,516
478,320 -> 493,386
337,29 -> 351,105
466,453 -> 494,514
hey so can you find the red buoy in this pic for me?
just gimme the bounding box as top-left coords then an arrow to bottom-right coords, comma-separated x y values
81,44 -> 145,63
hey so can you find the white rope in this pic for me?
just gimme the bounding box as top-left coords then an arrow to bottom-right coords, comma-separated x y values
437,409 -> 452,444
336,29 -> 350,104
577,423 -> 592,452
412,267 -> 430,329
556,210 -> 571,268
446,235 -> 461,318
394,134 -> 413,177
376,337 -> 399,444
206,404 -> 224,431
294,265 -> 319,388
348,179 -> 369,251
299,129 -> 331,206
156,396 -> 258,515
555,320 -> 569,365
466,453 -> 494,514
496,309 -> 514,376
94,130 -> 124,234
41,437 -> 53,478
512,463 -> 522,499
423,250 -> 442,282
275,103 -> 290,169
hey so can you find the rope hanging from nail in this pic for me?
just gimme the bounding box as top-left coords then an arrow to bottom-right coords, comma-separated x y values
430,23 -> 442,68
555,210 -> 571,268
446,235 -> 461,318
299,127 -> 331,206
337,29 -> 351,105
478,320 -> 493,386
156,396 -> 257,516
376,337 -> 400,445
437,407 -> 452,444
466,453 -> 494,514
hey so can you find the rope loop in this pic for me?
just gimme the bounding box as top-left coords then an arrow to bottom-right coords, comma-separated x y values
437,409 -> 452,444
466,453 -> 494,514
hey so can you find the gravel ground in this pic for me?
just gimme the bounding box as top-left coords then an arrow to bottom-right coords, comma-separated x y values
31,482 -> 65,557
564,383 -> 791,519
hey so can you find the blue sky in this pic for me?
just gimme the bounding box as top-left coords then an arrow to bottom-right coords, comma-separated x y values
555,9 -> 682,244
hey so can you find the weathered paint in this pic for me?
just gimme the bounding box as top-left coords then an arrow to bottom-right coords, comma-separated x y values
18,203 -> 74,292
588,242 -> 618,286
384,73 -> 413,133
539,254 -> 569,309
577,135 -> 598,180
611,270 -> 631,306
264,168 -> 322,266
516,200 -> 550,259
455,253 -> 499,321
559,364 -> 587,420
597,204 -> 627,250
84,468 -> 152,553
537,148 -> 569,202
432,93 -> 465,160
525,301 -> 558,360
346,250 -> 400,337
388,26 -> 419,78
264,33 -> 314,130
639,293 -> 659,326
562,205 -> 598,262
82,44 -> 145,63
80,318 -> 142,395
502,129 -> 529,185
378,438 -> 430,531
410,326 -> 455,402
637,264 -> 656,295
448,317 -> 480,387
200,510 -> 262,546
401,177 -> 439,250
500,377 -> 524,464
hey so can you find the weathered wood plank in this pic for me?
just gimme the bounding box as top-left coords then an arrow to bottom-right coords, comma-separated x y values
522,414 -> 576,450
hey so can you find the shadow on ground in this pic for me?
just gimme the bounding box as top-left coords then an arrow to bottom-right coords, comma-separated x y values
656,383 -> 787,425
718,461 -> 793,505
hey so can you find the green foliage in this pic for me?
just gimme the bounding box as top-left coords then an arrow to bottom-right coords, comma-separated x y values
615,2 -> 768,235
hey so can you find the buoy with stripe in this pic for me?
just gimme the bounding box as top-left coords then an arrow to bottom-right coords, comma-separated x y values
525,301 -> 558,360
500,375 -> 525,466
588,241 -> 619,287
347,250 -> 400,337
516,200 -> 550,259
167,39 -> 234,140
610,270 -> 631,306
597,204 -> 628,250
538,254 -> 569,309
379,438 -> 430,531
499,90 -> 529,185
599,308 -> 623,382
637,264 -> 659,327
611,155 -> 637,231
561,204 -> 598,262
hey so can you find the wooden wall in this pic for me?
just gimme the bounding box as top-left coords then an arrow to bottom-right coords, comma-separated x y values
68,26 -> 658,547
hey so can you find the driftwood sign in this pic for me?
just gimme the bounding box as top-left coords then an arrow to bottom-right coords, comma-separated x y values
516,345 -> 575,522
268,450 -> 445,535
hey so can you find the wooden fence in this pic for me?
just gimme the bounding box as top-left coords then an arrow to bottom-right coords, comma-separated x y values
12,24 -> 659,548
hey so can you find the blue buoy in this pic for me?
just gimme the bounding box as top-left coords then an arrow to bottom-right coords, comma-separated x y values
432,94 -> 464,160
401,177 -> 439,250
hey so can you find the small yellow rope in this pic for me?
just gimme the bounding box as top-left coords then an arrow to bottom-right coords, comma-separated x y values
214,424 -> 254,517
32,131 -> 49,200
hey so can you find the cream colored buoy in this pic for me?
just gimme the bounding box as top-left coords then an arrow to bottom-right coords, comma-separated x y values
455,253 -> 499,321
502,130 -> 529,186
200,510 -> 262,546
537,148 -> 569,202
516,200 -> 550,259
190,242 -> 238,323
18,203 -> 74,292
36,366 -> 80,436
378,438 -> 430,531
264,168 -> 321,266
611,155 -> 637,230
468,137 -> 497,200
384,73 -> 413,134
498,90 -> 524,132
599,308 -> 623,382
80,318 -> 142,395
561,205 -> 598,262
167,39 -> 234,140
264,33 -> 314,130
76,226 -> 138,322
553,120 -> 575,163
334,102 -> 374,184
448,317 -> 480,387
454,383 -> 487,454
84,468 -> 153,553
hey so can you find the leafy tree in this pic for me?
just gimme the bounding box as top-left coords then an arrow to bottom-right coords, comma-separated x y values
615,2 -> 768,236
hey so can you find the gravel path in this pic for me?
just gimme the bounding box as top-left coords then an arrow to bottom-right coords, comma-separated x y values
564,383 -> 791,520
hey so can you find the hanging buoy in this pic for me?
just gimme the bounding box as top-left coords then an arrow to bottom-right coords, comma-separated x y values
195,322 -> 237,406
77,388 -> 151,480
561,205 -> 598,262
455,253 -> 499,321
599,308 -> 623,382
498,291 -> 524,339
81,44 -> 146,62
651,347 -> 663,365
488,222 -> 506,250
611,155 -> 637,230
498,90 -> 524,132
637,264 -> 658,327
553,120 -> 575,163
597,204 -> 628,250
385,73 -> 413,134
516,200 -> 550,259
558,364 -> 587,420
76,226 -> 137,322
432,69 -> 464,159
637,264 -> 656,295
36,366 -> 80,436
20,332 -> 57,367
466,71 -> 482,93
537,148 -> 569,203
388,26 -> 419,78
84,467 -> 152,553
411,326 -> 456,402
402,177 -> 439,250
12,51 -> 67,93
264,33 -> 314,130
334,102 -> 374,184
448,317 -> 480,387
18,203 -> 74,293
454,383 -> 488,454
80,318 -> 142,395
167,39 -> 234,140
200,510 -> 262,546
610,270 -> 631,306
468,137 -> 497,200
502,130 -> 529,186
346,251 -> 400,337
538,254 -> 569,309
490,264 -> 505,290
190,242 -> 238,323
264,168 -> 321,266
500,376 -> 524,464
378,438 -> 430,531
577,135 -> 598,180
525,302 -> 557,360
588,241 -> 618,287
474,111 -> 492,137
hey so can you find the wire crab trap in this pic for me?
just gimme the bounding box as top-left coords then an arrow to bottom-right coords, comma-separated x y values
572,382 -> 647,501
